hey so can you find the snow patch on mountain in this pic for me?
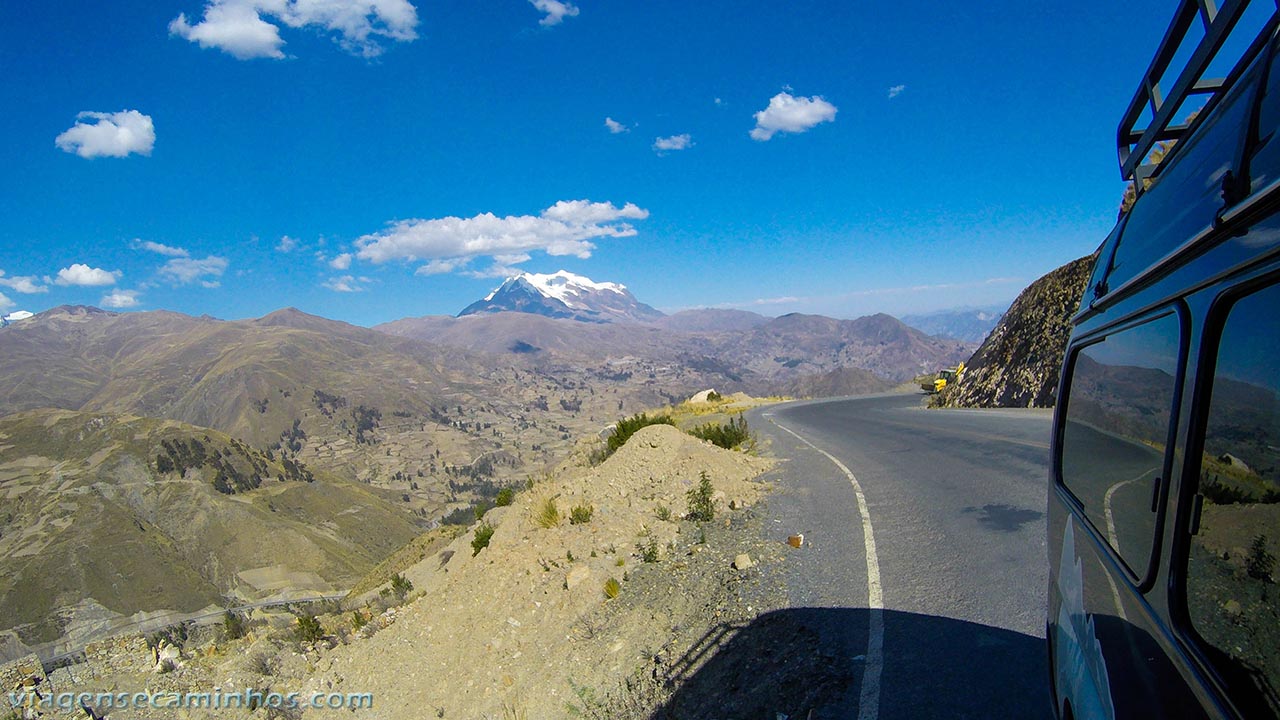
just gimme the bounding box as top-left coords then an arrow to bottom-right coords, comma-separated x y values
462,270 -> 661,323
483,271 -> 626,307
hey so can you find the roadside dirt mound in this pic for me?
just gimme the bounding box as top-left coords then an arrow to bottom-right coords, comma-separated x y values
296,424 -> 774,718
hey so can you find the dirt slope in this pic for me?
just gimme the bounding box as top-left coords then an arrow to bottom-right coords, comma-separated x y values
297,424 -> 773,718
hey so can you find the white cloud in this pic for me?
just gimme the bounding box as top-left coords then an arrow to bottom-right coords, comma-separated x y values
749,92 -> 837,141
169,2 -> 285,59
748,296 -> 802,306
55,264 -> 121,287
169,0 -> 420,60
464,263 -> 527,279
493,253 -> 531,265
329,252 -> 353,270
356,200 -> 649,272
323,275 -> 363,292
713,277 -> 1024,314
135,240 -> 189,257
0,270 -> 47,293
101,289 -> 142,308
415,258 -> 468,275
888,85 -> 905,99
530,0 -> 578,26
158,255 -> 228,285
55,110 -> 155,159
0,292 -> 12,313
653,134 -> 692,153
541,199 -> 648,225
277,235 -> 300,252
604,117 -> 628,134
462,253 -> 533,279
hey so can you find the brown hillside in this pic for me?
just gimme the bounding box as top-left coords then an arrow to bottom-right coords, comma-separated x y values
0,410 -> 420,656
776,366 -> 895,399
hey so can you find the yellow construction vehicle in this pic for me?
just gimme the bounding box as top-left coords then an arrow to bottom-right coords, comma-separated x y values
921,362 -> 965,393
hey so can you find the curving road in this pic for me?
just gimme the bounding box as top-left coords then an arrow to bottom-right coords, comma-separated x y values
747,392 -> 1054,719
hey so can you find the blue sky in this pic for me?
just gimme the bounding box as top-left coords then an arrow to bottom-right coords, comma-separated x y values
0,0 -> 1231,326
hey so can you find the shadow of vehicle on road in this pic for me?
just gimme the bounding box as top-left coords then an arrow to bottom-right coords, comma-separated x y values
649,607 -> 1049,720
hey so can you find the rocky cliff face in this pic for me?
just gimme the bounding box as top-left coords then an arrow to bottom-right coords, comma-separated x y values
933,253 -> 1097,408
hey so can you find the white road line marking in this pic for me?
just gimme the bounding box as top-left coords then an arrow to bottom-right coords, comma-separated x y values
1102,468 -> 1157,553
1100,467 -> 1156,621
769,417 -> 883,720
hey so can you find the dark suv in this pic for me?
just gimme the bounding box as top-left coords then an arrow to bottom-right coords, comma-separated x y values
1048,1 -> 1280,718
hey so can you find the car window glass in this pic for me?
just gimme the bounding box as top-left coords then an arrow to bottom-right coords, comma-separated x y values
1060,312 -> 1181,579
1187,283 -> 1280,717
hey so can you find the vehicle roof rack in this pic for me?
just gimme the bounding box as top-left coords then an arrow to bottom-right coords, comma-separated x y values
1117,0 -> 1269,185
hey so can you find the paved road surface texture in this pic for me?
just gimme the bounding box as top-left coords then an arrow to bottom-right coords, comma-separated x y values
749,392 -> 1054,720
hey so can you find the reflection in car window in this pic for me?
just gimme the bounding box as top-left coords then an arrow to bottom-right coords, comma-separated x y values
1061,313 -> 1181,579
1187,283 -> 1280,717
1248,37 -> 1280,194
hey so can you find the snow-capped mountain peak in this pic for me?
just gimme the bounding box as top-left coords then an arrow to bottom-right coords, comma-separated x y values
463,270 -> 661,324
0,310 -> 33,326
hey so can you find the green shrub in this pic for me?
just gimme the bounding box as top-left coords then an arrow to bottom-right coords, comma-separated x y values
1201,472 -> 1254,504
1248,534 -> 1275,582
603,578 -> 621,599
655,505 -> 672,521
706,391 -> 722,402
605,413 -> 676,457
495,487 -> 515,506
294,615 -> 325,642
442,504 -> 483,526
569,504 -> 594,525
536,497 -> 561,528
688,414 -> 751,449
686,470 -> 715,522
638,538 -> 659,563
390,573 -> 413,598
472,521 -> 495,556
351,611 -> 367,631
223,610 -> 246,640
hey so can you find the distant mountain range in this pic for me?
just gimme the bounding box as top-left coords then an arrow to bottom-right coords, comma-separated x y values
459,270 -> 664,324
899,306 -> 1006,343
460,270 -> 1006,347
378,308 -> 972,385
0,281 -> 980,653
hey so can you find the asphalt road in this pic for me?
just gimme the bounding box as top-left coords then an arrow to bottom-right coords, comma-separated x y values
747,392 -> 1055,720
